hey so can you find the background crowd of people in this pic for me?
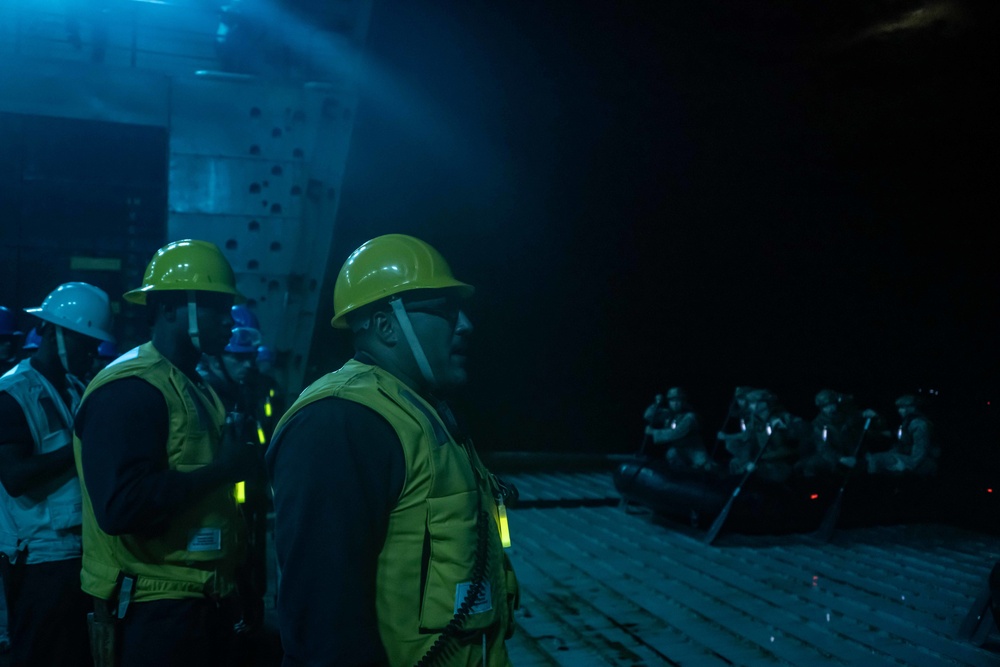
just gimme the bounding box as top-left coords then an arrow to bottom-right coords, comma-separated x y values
0,247 -> 284,666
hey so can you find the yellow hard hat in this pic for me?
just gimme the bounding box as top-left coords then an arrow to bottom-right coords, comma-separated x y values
331,234 -> 473,329
124,239 -> 245,305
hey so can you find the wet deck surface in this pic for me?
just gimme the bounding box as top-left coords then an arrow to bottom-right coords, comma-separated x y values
500,469 -> 1000,666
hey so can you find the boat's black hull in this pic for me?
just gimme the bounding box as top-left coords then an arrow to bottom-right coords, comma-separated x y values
613,457 -> 942,535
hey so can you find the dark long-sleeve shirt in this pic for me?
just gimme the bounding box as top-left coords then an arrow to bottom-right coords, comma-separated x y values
0,392 -> 77,499
74,377 -> 232,536
265,396 -> 405,667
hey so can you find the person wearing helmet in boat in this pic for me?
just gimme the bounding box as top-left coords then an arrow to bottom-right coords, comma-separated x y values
645,387 -> 711,471
731,389 -> 804,483
845,394 -> 939,476
643,392 -> 673,429
716,385 -> 755,458
74,240 -> 257,666
0,282 -> 115,666
796,389 -> 864,477
266,234 -> 519,666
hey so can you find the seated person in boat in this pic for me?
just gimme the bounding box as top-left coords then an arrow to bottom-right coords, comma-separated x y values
716,385 -> 755,455
643,392 -> 673,429
730,389 -> 806,483
644,387 -> 711,470
843,394 -> 939,476
795,389 -> 864,477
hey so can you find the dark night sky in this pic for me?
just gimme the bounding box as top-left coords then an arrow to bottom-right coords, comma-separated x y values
314,0 -> 1000,455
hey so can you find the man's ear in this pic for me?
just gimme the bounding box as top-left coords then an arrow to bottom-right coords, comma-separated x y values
370,309 -> 398,346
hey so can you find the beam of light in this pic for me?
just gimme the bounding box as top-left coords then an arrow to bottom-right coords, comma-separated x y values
218,0 -> 477,170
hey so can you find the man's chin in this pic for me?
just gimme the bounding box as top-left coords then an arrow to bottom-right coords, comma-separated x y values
435,368 -> 468,393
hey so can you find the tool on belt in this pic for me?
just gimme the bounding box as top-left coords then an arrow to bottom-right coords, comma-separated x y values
87,572 -> 136,667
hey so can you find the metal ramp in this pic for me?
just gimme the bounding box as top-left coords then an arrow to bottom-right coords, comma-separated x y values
501,471 -> 1000,666
504,469 -> 622,509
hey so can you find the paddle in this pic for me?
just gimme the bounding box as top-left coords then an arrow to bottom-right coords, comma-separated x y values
704,423 -> 774,545
814,417 -> 871,542
709,390 -> 739,461
639,394 -> 664,457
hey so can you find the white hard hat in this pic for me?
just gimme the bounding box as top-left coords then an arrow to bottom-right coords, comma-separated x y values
25,282 -> 115,342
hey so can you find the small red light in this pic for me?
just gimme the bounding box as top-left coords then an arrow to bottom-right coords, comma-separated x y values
988,488 -> 993,493
810,493 -> 819,500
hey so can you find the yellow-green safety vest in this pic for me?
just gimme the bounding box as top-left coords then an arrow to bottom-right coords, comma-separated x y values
274,359 -> 518,666
73,342 -> 243,602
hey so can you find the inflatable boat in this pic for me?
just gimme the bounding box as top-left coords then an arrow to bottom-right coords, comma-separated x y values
613,456 -> 944,536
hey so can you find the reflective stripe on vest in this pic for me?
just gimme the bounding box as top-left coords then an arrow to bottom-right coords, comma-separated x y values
0,360 -> 84,562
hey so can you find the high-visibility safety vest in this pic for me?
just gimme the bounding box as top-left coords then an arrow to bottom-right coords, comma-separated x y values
0,360 -> 85,563
73,343 -> 243,602
274,359 -> 518,666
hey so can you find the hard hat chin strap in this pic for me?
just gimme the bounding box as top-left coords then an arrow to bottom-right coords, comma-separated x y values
55,326 -> 71,375
187,292 -> 202,353
390,298 -> 437,388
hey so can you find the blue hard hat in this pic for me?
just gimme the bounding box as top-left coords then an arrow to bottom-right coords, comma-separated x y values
22,327 -> 42,350
231,305 -> 260,331
0,306 -> 22,336
226,327 -> 262,354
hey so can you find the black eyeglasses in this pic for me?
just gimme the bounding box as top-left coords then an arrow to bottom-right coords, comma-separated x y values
402,300 -> 463,327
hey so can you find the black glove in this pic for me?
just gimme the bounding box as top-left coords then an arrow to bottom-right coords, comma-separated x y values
217,412 -> 259,483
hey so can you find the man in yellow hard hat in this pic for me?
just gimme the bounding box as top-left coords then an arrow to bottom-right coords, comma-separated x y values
267,234 -> 519,666
73,240 -> 258,667
0,282 -> 115,667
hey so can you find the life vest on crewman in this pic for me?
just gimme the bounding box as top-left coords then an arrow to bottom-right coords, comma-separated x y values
895,413 -> 939,475
0,359 -> 85,563
274,359 -> 518,667
73,342 -> 243,602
